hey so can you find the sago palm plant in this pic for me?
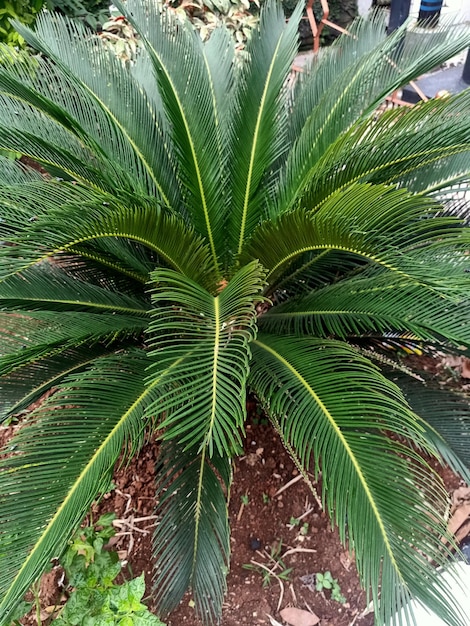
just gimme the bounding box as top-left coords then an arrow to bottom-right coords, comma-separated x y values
1,2 -> 470,624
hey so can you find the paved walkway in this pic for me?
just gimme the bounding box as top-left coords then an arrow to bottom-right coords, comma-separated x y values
358,0 -> 470,21
295,0 -> 470,84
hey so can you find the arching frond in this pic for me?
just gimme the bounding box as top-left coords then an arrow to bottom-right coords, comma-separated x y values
274,18 -> 470,216
249,334 -> 463,626
145,262 -> 265,456
152,441 -> 231,623
0,345 -> 118,422
267,249 -> 367,300
0,350 -> 158,624
388,370 -> 470,484
8,17 -> 180,205
202,27 -> 236,135
287,13 -> 388,140
0,112 -> 113,192
0,264 -> 150,314
0,310 -> 146,377
243,183 -> 466,285
227,0 -> 303,256
118,0 -> 232,265
298,91 -> 470,207
0,194 -> 216,288
202,26 -> 237,263
0,181 -> 109,238
260,271 -> 470,348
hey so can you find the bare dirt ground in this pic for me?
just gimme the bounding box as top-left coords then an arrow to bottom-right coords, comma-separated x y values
1,354 -> 469,626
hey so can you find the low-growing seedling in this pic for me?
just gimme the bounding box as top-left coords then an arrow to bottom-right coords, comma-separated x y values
54,513 -> 164,626
55,573 -> 162,626
240,493 -> 249,506
9,600 -> 33,626
243,540 -> 292,588
9,513 -> 164,625
315,571 -> 346,604
262,493 -> 270,504
288,517 -> 309,536
57,514 -> 165,625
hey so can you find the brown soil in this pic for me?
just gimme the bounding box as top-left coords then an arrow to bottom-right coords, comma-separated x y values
162,417 -> 375,626
0,355 -> 467,626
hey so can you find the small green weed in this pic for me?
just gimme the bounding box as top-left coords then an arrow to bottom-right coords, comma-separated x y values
262,493 -> 270,504
243,540 -> 292,587
315,571 -> 346,604
288,517 -> 308,536
10,513 -> 165,626
9,600 -> 33,626
54,512 -> 165,625
240,493 -> 249,506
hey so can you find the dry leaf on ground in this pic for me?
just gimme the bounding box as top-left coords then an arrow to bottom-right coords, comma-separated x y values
279,606 -> 320,626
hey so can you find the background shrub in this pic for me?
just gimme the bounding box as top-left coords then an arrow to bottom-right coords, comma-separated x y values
0,0 -> 44,46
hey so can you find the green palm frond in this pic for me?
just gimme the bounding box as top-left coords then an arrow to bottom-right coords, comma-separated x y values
0,265 -> 150,314
287,14 -> 389,140
0,350 -> 158,624
152,441 -> 231,623
202,26 -> 235,132
299,91 -> 470,207
274,19 -> 470,215
145,262 -> 265,456
261,272 -> 470,348
267,249 -> 366,300
0,181 -> 110,239
0,310 -> 146,377
65,243 -> 153,285
227,0 -> 303,256
0,194 -> 216,287
202,25 -> 237,262
0,345 -> 118,422
388,371 -> 470,483
8,17 -> 179,204
0,117 -> 110,192
249,334 -> 462,626
118,0 -> 232,265
0,54 -> 122,192
244,183 -> 465,285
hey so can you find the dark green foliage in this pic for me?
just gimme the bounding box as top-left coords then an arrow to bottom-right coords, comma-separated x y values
0,0 -> 43,46
48,0 -> 110,30
0,3 -> 470,626
282,0 -> 358,47
0,0 -> 109,46
56,514 -> 165,625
